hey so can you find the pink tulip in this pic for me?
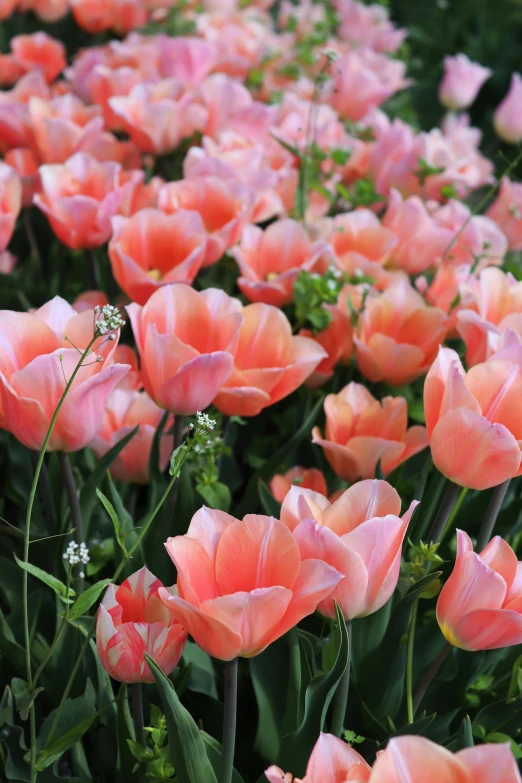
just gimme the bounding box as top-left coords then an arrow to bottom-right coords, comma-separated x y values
281,480 -> 416,619
0,296 -> 130,451
431,199 -> 507,268
109,209 -> 207,304
354,282 -> 448,386
495,73 -> 522,143
88,65 -> 146,131
232,219 -> 332,307
97,567 -> 187,683
72,289 -> 108,313
266,732 -> 371,783
127,284 -> 242,415
0,162 -> 21,252
439,54 -> 491,110
327,210 -> 397,278
158,508 -> 342,660
158,176 -> 254,267
90,388 -> 173,484
11,33 -> 66,84
370,735 -> 521,783
0,0 -> 17,19
157,36 -> 216,86
437,530 -> 522,651
312,382 -> 428,482
0,250 -> 16,273
213,303 -> 327,417
116,170 -> 164,216
424,345 -> 522,489
28,94 -> 105,164
4,147 -> 40,207
336,0 -> 406,53
487,177 -> 522,251
20,0 -> 68,21
270,466 -> 328,504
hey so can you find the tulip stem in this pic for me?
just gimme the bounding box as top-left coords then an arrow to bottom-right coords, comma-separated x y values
132,683 -> 145,746
406,598 -> 419,724
412,642 -> 451,717
330,620 -> 352,737
58,452 -> 84,591
477,480 -> 511,552
24,209 -> 42,270
439,488 -> 469,544
222,657 -> 238,783
428,482 -> 461,543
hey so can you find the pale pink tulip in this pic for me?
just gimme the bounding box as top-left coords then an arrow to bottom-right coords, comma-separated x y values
487,177 -> 522,251
439,54 -> 491,110
266,731 -> 371,783
495,73 -> 522,143
0,162 -> 21,251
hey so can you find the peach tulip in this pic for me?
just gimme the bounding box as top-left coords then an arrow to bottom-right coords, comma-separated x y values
4,147 -> 40,207
282,480 -> 416,619
88,65 -> 146,131
0,0 -> 17,19
312,382 -> 428,482
0,162 -> 22,252
300,305 -> 354,387
494,73 -> 522,143
213,303 -> 327,417
72,289 -> 109,313
327,210 -> 397,278
11,33 -> 66,84
487,177 -> 522,251
0,296 -> 129,451
336,0 -> 406,53
28,94 -> 104,164
266,732 -> 371,783
457,267 -> 522,366
439,54 -> 491,110
109,209 -> 207,304
370,735 -> 521,783
270,466 -> 328,504
34,153 -> 130,249
437,530 -> 522,651
20,0 -> 69,21
354,282 -> 448,386
116,170 -> 164,216
424,345 -> 522,489
90,388 -> 173,484
158,508 -> 342,660
232,220 -> 332,307
431,199 -> 507,269
113,344 -> 142,390
158,176 -> 254,267
126,284 -> 242,415
97,567 -> 187,683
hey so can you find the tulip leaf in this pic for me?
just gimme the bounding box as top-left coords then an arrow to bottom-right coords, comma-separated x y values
452,715 -> 474,750
116,683 -> 137,782
96,488 -> 127,554
277,603 -> 349,776
68,578 -> 112,621
258,478 -> 281,518
196,481 -> 231,512
14,555 -> 76,602
145,653 -> 218,783
201,732 -> 245,783
11,677 -> 43,721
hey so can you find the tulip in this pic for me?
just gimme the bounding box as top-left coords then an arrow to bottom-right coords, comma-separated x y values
300,305 -> 354,387
424,345 -> 522,489
34,153 -> 129,249
439,54 -> 491,110
4,147 -> 40,207
354,282 -> 448,386
487,177 -> 522,251
158,507 -> 342,660
28,94 -> 104,164
21,0 -> 69,21
269,466 -> 328,504
336,0 -> 406,53
0,250 -> 16,274
11,33 -> 66,84
88,65 -> 145,131
0,162 -> 22,252
369,735 -> 521,783
213,303 -> 327,417
281,480 -> 416,619
432,198 -> 507,268
159,176 -> 254,267
327,210 -> 397,278
266,732 -> 371,783
72,289 -> 108,313
312,382 -> 428,483
0,296 -> 130,451
109,209 -> 207,304
457,267 -> 522,366
90,388 -> 173,484
97,567 -> 187,683
127,284 -> 242,416
116,170 -> 164,216
494,73 -> 522,144
0,0 -> 17,20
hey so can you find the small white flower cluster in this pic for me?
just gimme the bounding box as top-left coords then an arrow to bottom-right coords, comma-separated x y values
94,304 -> 126,335
196,411 -> 216,431
63,541 -> 90,576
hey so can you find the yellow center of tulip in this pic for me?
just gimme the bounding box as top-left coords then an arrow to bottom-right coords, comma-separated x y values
148,268 -> 162,281
439,622 -> 463,649
266,272 -> 279,281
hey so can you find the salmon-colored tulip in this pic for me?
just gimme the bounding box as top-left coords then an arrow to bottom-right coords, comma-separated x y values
0,0 -> 17,20
159,508 -> 342,660
232,219 -> 332,307
437,530 -> 522,650
266,732 -> 371,783
432,198 -> 507,269
90,388 -> 173,484
487,178 -> 522,252
159,176 -> 254,267
282,480 -> 416,619
109,209 -> 207,304
72,289 -> 109,313
300,305 -> 354,387
34,152 -> 130,249
457,267 -> 522,366
0,296 -> 130,451
116,170 -> 164,216
127,284 -> 242,415
312,382 -> 428,482
354,282 -> 448,386
11,33 -> 66,84
4,147 -> 40,207
113,344 -> 142,390
20,0 -> 69,21
97,567 -> 187,683
213,303 -> 327,417
424,345 -> 522,489
28,94 -> 104,164
494,73 -> 522,144
0,162 -> 22,252
369,735 -> 521,783
88,65 -> 146,131
439,54 -> 491,111
328,210 -> 397,278
269,466 -> 328,504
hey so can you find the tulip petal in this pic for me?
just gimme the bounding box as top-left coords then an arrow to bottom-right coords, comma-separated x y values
186,505 -> 237,561
280,485 -> 331,531
158,351 -> 234,415
164,536 -> 219,605
453,608 -> 522,650
325,479 -> 401,536
457,743 -> 522,783
307,732 -> 371,781
213,384 -> 271,417
370,735 -> 470,783
424,346 -> 466,437
0,371 -> 49,450
480,536 -> 518,590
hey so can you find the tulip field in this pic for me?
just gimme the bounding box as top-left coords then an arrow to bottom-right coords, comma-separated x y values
3,0 -> 522,781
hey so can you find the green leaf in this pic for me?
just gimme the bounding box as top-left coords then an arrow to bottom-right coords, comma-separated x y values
127,739 -> 155,762
201,732 -> 245,783
250,636 -> 291,759
68,578 -> 112,621
145,653 -> 218,783
182,641 -> 218,700
258,479 -> 281,518
14,555 -> 75,602
96,488 -> 126,554
455,716 -> 474,750
11,677 -> 43,721
116,683 -> 136,783
508,653 -> 522,698
196,481 -> 231,512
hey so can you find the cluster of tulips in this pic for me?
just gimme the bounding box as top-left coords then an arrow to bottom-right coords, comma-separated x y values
2,0 -> 522,781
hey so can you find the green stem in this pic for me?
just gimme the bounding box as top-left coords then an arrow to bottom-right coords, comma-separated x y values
221,657 -> 238,783
132,682 -> 145,747
406,599 -> 419,724
477,480 -> 511,552
32,566 -> 72,690
330,620 -> 351,737
428,482 -> 461,543
57,452 -> 84,592
412,642 -> 451,717
439,488 -> 469,544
